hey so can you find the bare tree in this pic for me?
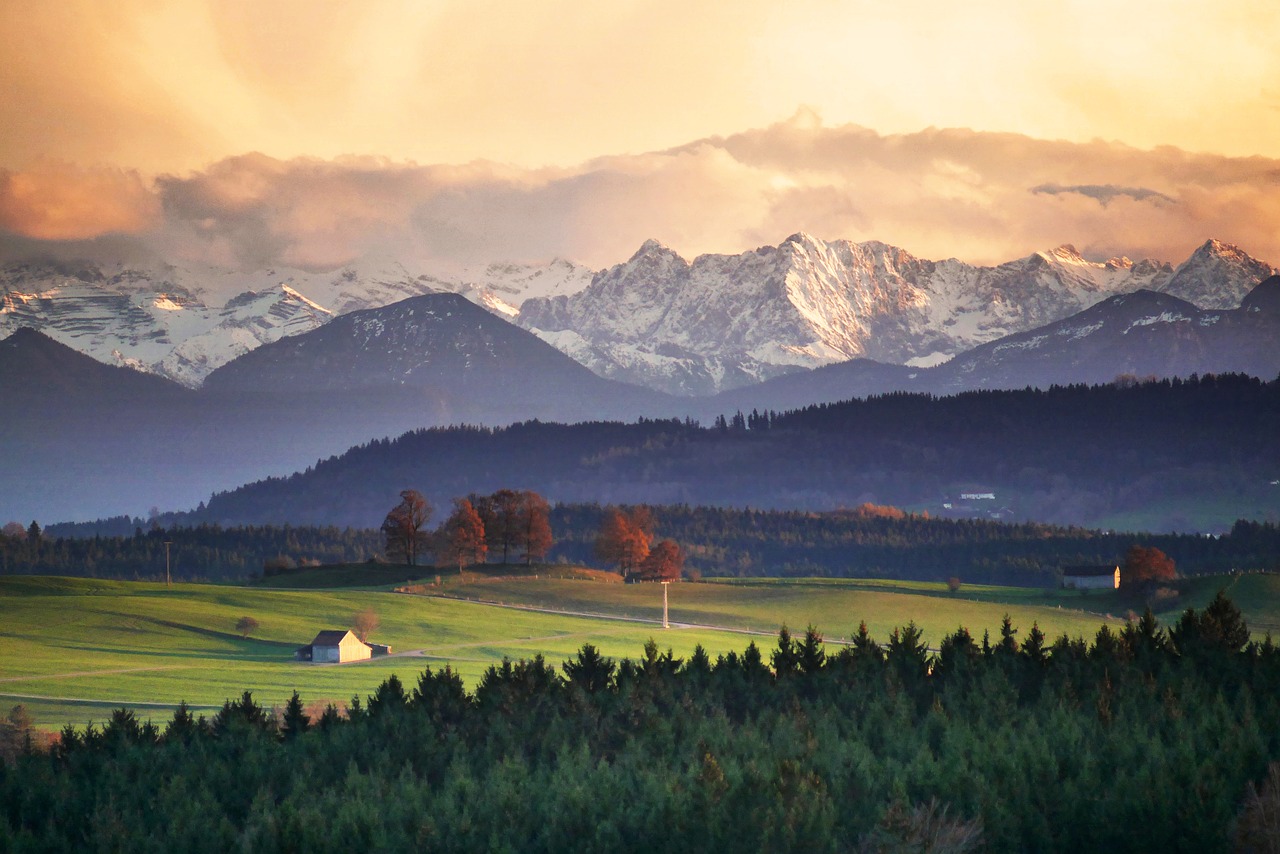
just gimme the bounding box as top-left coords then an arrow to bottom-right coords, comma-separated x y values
381,490 -> 433,566
352,608 -> 379,642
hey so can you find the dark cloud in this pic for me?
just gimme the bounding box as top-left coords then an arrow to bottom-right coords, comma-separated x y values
1030,184 -> 1175,206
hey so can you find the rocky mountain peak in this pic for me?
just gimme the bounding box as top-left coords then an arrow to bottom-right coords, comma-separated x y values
1160,238 -> 1278,309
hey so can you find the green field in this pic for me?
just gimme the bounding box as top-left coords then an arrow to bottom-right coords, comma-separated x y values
3,569 -> 1278,731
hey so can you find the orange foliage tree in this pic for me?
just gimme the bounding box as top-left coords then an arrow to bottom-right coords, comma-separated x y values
595,507 -> 652,575
517,490 -> 554,565
1123,545 -> 1177,584
636,539 -> 684,581
439,499 -> 487,571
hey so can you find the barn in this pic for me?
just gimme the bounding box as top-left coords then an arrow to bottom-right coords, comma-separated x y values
1061,565 -> 1121,590
295,629 -> 372,663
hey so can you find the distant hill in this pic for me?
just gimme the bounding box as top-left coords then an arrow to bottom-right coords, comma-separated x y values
0,295 -> 674,524
190,374 -> 1280,533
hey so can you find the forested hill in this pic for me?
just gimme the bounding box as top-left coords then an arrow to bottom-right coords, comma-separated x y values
187,374 -> 1280,532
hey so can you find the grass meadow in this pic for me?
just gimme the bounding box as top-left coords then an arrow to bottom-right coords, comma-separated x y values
3,568 -> 1277,730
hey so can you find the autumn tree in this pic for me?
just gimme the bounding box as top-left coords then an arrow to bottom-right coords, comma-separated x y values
234,616 -> 259,638
440,498 -> 487,571
352,608 -> 379,642
517,490 -> 553,565
466,493 -> 497,560
1123,545 -> 1176,585
381,490 -> 433,566
635,539 -> 683,581
595,507 -> 652,575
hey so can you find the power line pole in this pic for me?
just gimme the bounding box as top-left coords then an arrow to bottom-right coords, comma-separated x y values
164,541 -> 172,589
661,580 -> 669,629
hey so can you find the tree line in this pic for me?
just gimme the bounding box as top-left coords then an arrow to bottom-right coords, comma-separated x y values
5,507 -> 1279,584
0,524 -> 382,581
2,594 -> 1278,850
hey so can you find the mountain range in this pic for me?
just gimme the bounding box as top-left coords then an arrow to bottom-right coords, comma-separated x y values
0,253 -> 592,387
702,276 -> 1280,417
3,236 -> 1274,396
519,236 -> 1276,394
2,234 -> 1279,525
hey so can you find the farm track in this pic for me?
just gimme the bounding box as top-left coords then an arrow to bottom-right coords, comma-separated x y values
417,591 -> 848,644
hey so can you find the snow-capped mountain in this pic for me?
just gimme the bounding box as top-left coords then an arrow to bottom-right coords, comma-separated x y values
926,276 -> 1280,391
0,254 -> 594,387
202,292 -> 671,423
518,235 -> 1274,395
1157,239 -> 1279,309
700,275 -> 1280,418
3,235 -> 1271,396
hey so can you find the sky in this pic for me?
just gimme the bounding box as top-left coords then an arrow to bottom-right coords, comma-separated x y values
2,0 -> 1279,271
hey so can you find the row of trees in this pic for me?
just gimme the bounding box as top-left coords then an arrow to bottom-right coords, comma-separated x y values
381,488 -> 553,568
594,506 -> 685,581
5,595 -> 1278,850
0,524 -> 382,580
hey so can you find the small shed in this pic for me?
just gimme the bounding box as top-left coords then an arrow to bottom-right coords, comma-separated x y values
1061,565 -> 1120,590
295,629 -> 372,663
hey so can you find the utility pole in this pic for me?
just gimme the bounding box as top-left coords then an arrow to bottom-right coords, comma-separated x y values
164,541 -> 172,589
661,581 -> 670,629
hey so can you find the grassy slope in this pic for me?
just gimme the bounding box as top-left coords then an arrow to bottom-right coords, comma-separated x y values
4,570 -> 1278,730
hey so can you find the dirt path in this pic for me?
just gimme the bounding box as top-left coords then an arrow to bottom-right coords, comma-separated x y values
418,592 -> 798,642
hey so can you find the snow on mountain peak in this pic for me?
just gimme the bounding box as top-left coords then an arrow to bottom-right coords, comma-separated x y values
1158,238 -> 1278,310
1043,244 -> 1086,263
516,235 -> 1274,395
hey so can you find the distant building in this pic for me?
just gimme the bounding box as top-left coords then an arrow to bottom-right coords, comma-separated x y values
1061,565 -> 1120,590
295,629 -> 372,663
960,492 -> 996,500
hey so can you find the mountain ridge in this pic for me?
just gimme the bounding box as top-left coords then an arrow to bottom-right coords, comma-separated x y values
517,234 -> 1274,395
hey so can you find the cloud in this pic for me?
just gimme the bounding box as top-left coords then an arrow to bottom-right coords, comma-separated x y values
1,120 -> 1279,276
1030,184 -> 1175,206
0,162 -> 159,240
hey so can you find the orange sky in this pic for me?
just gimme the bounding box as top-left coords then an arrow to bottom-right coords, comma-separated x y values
2,0 -> 1279,267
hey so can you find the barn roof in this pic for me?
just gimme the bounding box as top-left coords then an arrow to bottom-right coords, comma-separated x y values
1062,565 -> 1120,577
310,629 -> 357,646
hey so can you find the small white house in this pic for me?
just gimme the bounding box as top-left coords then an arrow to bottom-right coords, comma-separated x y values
295,629 -> 372,663
1061,565 -> 1120,590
